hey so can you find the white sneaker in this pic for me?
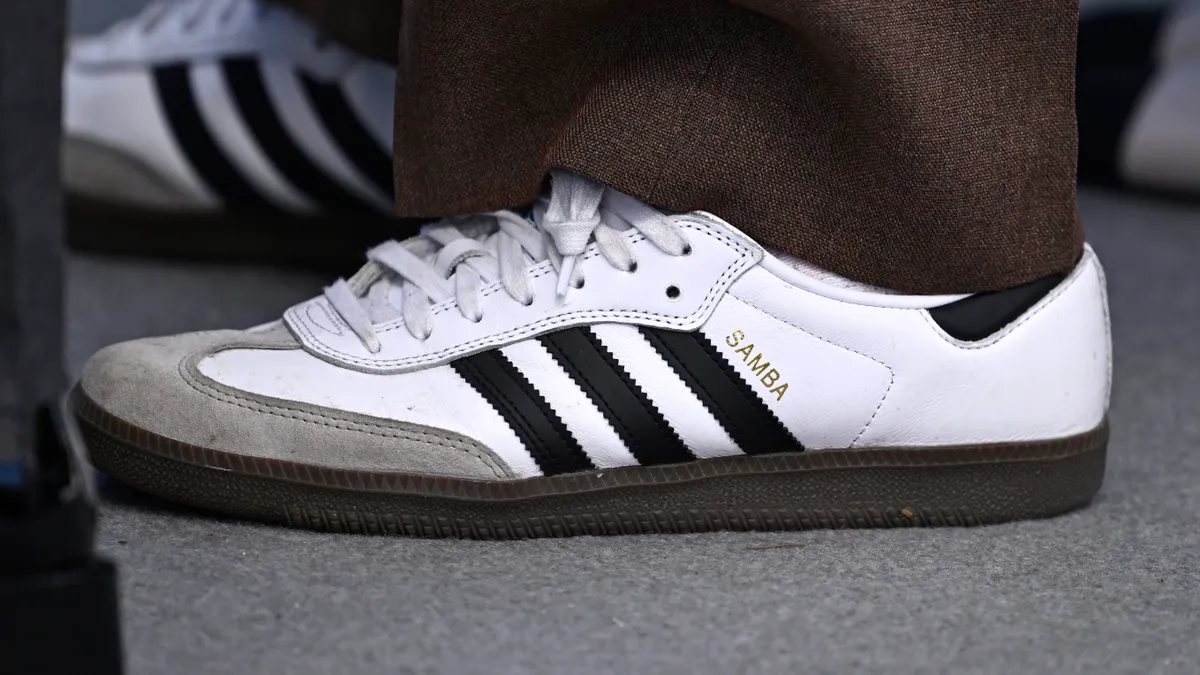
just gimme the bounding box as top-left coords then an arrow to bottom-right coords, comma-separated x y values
74,172 -> 1112,537
64,0 -> 403,266
1077,2 -> 1200,195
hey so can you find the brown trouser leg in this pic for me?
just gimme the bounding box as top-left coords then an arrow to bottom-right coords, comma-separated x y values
281,0 -> 1082,295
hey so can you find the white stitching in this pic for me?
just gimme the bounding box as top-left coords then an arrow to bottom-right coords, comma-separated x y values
920,250 -> 1094,350
288,220 -> 756,371
180,347 -> 511,479
414,239 -> 617,324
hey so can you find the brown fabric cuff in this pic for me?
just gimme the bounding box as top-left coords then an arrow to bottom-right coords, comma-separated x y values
391,0 -> 1082,293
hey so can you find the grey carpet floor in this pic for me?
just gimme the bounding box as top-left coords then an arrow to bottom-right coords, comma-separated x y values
67,188 -> 1200,675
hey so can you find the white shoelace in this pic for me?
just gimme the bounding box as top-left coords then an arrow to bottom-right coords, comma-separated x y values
111,0 -> 267,37
324,171 -> 692,352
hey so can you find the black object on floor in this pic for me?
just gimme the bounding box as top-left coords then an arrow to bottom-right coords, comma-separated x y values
0,403 -> 124,675
1,1 -> 124,671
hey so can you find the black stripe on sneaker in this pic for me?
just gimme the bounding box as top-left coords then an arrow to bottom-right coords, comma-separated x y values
152,64 -> 278,210
540,328 -> 694,466
221,57 -> 375,212
299,73 -> 394,199
639,328 -> 800,455
452,350 -> 594,476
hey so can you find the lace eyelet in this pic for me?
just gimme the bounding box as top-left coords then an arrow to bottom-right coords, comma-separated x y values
522,297 -> 535,307
627,261 -> 639,273
572,279 -> 586,290
665,285 -> 681,300
681,244 -> 693,257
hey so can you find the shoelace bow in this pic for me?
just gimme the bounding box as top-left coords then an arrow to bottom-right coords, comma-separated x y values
324,172 -> 693,353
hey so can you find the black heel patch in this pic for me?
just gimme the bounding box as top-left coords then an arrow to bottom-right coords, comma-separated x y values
928,274 -> 1066,342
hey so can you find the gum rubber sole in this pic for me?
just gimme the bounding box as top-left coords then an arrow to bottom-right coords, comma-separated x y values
73,388 -> 1108,538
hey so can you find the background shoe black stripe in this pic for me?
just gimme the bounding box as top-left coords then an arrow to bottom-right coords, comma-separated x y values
222,58 -> 376,213
152,64 -> 278,210
639,328 -> 800,455
452,350 -> 594,476
299,73 -> 395,200
540,328 -> 694,466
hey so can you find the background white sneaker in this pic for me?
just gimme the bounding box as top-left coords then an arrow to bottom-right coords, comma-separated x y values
64,0 -> 407,268
73,172 -> 1112,537
1078,1 -> 1200,196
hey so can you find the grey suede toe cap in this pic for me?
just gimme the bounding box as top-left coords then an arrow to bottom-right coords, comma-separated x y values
79,327 -> 514,480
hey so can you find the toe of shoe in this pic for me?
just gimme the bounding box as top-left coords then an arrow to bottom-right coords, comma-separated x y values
79,329 -> 247,442
77,329 -> 514,481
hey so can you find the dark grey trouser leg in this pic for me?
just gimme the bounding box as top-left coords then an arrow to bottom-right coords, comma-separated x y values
0,12 -> 124,673
0,0 -> 66,470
